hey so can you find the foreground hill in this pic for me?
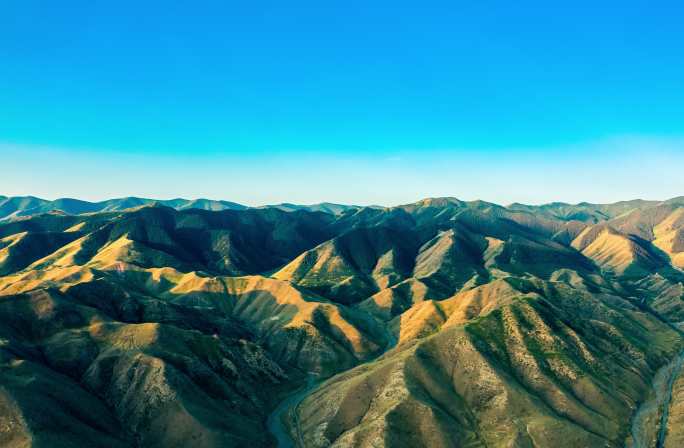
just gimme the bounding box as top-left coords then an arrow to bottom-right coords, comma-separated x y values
1,197 -> 684,447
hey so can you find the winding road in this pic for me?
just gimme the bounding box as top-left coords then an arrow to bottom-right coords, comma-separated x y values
630,322 -> 684,448
266,375 -> 318,448
267,328 -> 398,447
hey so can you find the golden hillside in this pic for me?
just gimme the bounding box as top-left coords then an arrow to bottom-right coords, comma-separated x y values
1,198 -> 684,447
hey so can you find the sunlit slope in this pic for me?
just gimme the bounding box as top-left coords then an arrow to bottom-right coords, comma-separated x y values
571,224 -> 667,276
274,227 -> 419,304
652,208 -> 684,269
0,263 -> 388,376
0,205 -> 336,276
0,197 -> 683,447
0,207 -> 365,447
0,231 -> 81,275
357,230 -> 596,324
286,219 -> 595,317
0,288 -> 286,448
296,279 -> 682,448
0,271 -> 388,445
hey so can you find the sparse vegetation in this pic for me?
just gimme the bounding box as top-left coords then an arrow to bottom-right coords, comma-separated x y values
1,197 -> 684,447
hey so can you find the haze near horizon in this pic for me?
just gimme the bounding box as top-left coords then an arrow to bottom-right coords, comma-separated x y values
3,1 -> 684,204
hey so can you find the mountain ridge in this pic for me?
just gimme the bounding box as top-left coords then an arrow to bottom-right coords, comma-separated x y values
1,196 -> 684,447
2,194 -> 681,223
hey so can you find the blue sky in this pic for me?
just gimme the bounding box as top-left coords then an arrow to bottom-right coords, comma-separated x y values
2,1 -> 683,205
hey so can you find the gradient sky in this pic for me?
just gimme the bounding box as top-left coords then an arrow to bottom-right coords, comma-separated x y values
2,1 -> 683,206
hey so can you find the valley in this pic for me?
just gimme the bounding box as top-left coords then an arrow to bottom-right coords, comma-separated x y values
1,196 -> 684,447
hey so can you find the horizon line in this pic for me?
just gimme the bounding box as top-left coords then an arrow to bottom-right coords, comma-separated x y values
2,193 -> 680,210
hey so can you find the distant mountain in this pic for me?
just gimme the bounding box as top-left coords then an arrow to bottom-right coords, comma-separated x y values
5,194 -> 683,223
259,202 -> 366,215
2,195 -> 684,446
0,196 -> 372,221
0,196 -> 247,221
508,199 -> 661,223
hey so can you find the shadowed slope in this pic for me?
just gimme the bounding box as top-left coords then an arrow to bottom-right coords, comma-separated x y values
295,279 -> 682,448
0,287 -> 286,448
1,198 -> 684,447
275,227 -> 419,304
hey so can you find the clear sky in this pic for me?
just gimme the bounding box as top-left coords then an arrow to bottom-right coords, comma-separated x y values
2,1 -> 683,206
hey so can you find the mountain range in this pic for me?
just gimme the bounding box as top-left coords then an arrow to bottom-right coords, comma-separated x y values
1,195 -> 684,447
0,196 -> 372,222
